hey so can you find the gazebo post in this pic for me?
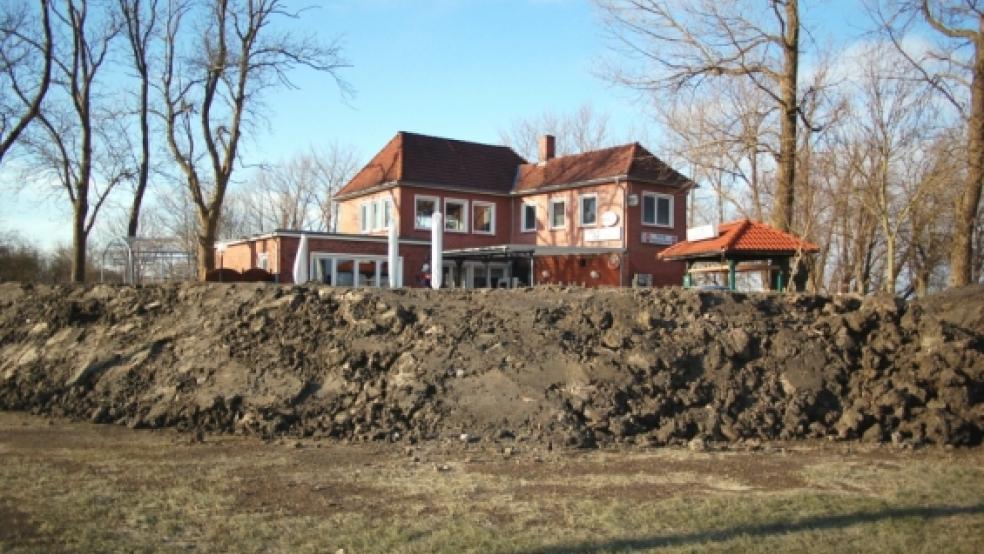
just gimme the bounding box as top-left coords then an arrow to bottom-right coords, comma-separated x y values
683,260 -> 692,288
772,257 -> 790,292
727,259 -> 737,291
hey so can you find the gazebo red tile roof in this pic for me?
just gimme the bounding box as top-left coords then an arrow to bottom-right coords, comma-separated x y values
658,219 -> 819,260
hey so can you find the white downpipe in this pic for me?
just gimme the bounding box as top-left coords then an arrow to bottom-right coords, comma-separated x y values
292,233 -> 310,284
388,224 -> 398,288
431,212 -> 443,290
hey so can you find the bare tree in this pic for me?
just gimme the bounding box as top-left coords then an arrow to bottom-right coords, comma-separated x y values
118,0 -> 157,239
597,0 -> 806,232
160,0 -> 349,279
499,104 -> 613,160
846,44 -> 937,292
21,0 -> 127,283
226,144 -> 359,236
0,0 -> 52,163
656,79 -> 775,225
877,0 -> 984,286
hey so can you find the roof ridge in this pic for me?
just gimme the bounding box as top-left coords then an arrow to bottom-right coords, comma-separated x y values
519,142 -> 635,167
399,130 -> 520,152
723,219 -> 752,251
397,131 -> 405,181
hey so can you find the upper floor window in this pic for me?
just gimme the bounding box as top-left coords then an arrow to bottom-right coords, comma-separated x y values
361,198 -> 392,232
521,203 -> 536,232
371,200 -> 382,230
642,192 -> 673,227
445,198 -> 468,232
472,201 -> 495,234
579,194 -> 598,227
360,203 -> 370,233
415,195 -> 439,230
550,198 -> 566,229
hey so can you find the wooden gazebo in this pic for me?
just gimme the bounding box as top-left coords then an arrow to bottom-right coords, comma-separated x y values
658,219 -> 819,292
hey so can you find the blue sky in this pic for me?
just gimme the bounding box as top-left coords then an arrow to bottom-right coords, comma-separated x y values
2,0 -> 873,250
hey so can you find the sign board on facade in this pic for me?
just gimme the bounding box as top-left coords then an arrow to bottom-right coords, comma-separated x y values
641,232 -> 677,246
585,227 -> 622,242
686,224 -> 718,242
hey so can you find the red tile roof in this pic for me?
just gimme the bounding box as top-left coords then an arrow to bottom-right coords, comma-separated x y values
335,133 -> 692,199
658,219 -> 820,260
336,132 -> 527,198
515,143 -> 691,192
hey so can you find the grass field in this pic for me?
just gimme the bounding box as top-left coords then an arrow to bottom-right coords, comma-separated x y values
1,412 -> 982,553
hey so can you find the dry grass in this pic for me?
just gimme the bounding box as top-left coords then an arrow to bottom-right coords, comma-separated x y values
1,412 -> 982,553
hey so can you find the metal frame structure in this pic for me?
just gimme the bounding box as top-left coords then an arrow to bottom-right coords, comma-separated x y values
100,236 -> 195,284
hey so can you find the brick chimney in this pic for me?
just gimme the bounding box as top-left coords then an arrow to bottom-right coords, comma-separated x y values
538,134 -> 556,163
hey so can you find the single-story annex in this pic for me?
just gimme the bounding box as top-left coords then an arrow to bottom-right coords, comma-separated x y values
218,131 -> 696,288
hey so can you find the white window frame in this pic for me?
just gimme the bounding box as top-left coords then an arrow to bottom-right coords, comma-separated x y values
371,200 -> 381,230
444,198 -> 469,233
521,202 -> 537,233
471,200 -> 495,235
414,195 -> 439,230
382,198 -> 392,230
256,252 -> 269,270
370,198 -> 391,231
578,193 -> 598,227
642,191 -> 674,228
359,202 -> 370,233
311,253 -> 403,288
549,198 -> 567,230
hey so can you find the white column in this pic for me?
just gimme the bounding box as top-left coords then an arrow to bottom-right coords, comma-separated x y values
388,223 -> 398,288
431,212 -> 443,290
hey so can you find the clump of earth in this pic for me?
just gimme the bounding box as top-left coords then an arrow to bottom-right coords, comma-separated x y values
0,282 -> 981,448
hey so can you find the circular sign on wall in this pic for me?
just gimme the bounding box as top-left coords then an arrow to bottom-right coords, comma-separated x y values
601,211 -> 619,227
606,253 -> 621,270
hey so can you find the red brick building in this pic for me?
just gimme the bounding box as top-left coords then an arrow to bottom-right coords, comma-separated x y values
219,131 -> 694,287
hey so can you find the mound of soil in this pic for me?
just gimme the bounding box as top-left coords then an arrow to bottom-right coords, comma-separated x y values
0,283 -> 981,448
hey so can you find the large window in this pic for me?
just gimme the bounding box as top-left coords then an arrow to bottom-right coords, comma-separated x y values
472,201 -> 495,234
642,192 -> 673,227
521,203 -> 536,232
313,254 -> 402,288
445,198 -> 468,232
579,194 -> 598,227
550,198 -> 566,229
415,195 -> 439,230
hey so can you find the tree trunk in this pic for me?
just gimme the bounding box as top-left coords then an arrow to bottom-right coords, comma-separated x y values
884,232 -> 896,293
950,24 -> 984,287
127,67 -> 150,238
71,198 -> 88,283
196,211 -> 219,280
771,0 -> 799,232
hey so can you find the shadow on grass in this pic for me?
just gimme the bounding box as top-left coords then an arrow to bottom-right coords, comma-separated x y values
524,504 -> 984,554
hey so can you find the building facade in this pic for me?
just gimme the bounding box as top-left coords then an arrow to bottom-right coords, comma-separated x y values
219,132 -> 694,287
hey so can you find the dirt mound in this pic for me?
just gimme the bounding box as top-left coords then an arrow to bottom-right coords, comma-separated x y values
0,283 -> 981,448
